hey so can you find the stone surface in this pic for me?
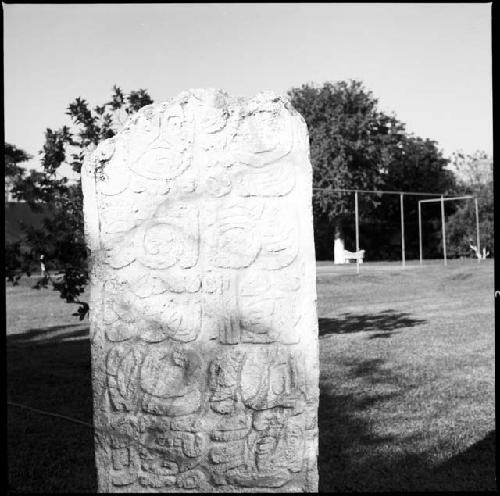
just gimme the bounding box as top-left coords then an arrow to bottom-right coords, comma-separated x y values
82,89 -> 319,493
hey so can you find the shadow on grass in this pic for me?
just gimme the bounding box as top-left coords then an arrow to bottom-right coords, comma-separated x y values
7,324 -> 97,493
428,430 -> 497,491
8,323 -> 90,345
318,356 -> 497,492
7,325 -> 496,493
319,309 -> 426,339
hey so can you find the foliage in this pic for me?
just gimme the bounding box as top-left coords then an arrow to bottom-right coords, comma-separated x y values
382,136 -> 455,194
369,135 -> 457,260
5,241 -> 26,286
288,81 -> 403,258
9,86 -> 154,317
288,80 -> 455,259
445,152 -> 494,258
5,144 -> 34,282
289,81 -> 402,218
5,142 -> 32,208
449,150 -> 492,188
5,143 -> 32,178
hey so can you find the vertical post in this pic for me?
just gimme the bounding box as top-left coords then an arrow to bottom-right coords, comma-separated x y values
418,201 -> 423,265
475,197 -> 481,263
400,193 -> 406,268
441,195 -> 447,266
355,190 -> 360,274
40,254 -> 46,278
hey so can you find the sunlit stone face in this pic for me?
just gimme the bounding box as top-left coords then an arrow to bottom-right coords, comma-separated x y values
82,88 -> 319,493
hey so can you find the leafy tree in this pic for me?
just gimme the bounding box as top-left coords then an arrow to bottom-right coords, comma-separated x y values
445,181 -> 493,258
5,143 -> 33,283
369,135 -> 457,260
12,86 -> 154,317
5,241 -> 23,285
449,150 -> 493,188
445,151 -> 493,258
382,136 -> 455,194
288,80 -> 406,257
5,142 -> 32,178
287,80 -> 455,260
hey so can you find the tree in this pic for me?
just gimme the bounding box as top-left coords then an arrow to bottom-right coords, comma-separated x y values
287,80 -> 455,260
5,143 -> 33,284
382,136 -> 455,195
288,80 -> 406,258
12,86 -> 154,317
445,151 -> 493,258
445,181 -> 493,258
370,135 -> 457,260
449,150 -> 493,187
5,142 -> 32,204
5,143 -> 32,179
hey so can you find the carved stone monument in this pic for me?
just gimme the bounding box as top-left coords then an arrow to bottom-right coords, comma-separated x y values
82,89 -> 319,492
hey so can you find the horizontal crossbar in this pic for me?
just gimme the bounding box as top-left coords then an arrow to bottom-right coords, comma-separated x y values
418,195 -> 475,203
313,188 -> 454,197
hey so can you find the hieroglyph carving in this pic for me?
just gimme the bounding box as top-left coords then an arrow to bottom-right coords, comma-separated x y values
82,89 -> 319,492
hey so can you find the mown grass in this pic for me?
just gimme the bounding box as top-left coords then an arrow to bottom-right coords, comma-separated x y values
317,260 -> 495,491
6,260 -> 496,492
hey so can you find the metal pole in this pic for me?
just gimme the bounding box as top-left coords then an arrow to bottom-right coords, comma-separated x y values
441,195 -> 447,266
400,193 -> 406,267
419,195 -> 475,203
475,197 -> 481,263
355,190 -> 360,274
418,201 -> 423,265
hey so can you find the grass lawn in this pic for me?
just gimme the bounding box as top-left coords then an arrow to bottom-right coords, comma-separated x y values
7,260 -> 496,492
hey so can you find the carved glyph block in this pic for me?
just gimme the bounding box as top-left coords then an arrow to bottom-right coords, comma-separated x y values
82,89 -> 319,492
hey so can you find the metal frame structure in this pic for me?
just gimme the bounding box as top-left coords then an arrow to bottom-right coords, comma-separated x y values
418,195 -> 479,266
313,188 -> 479,271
